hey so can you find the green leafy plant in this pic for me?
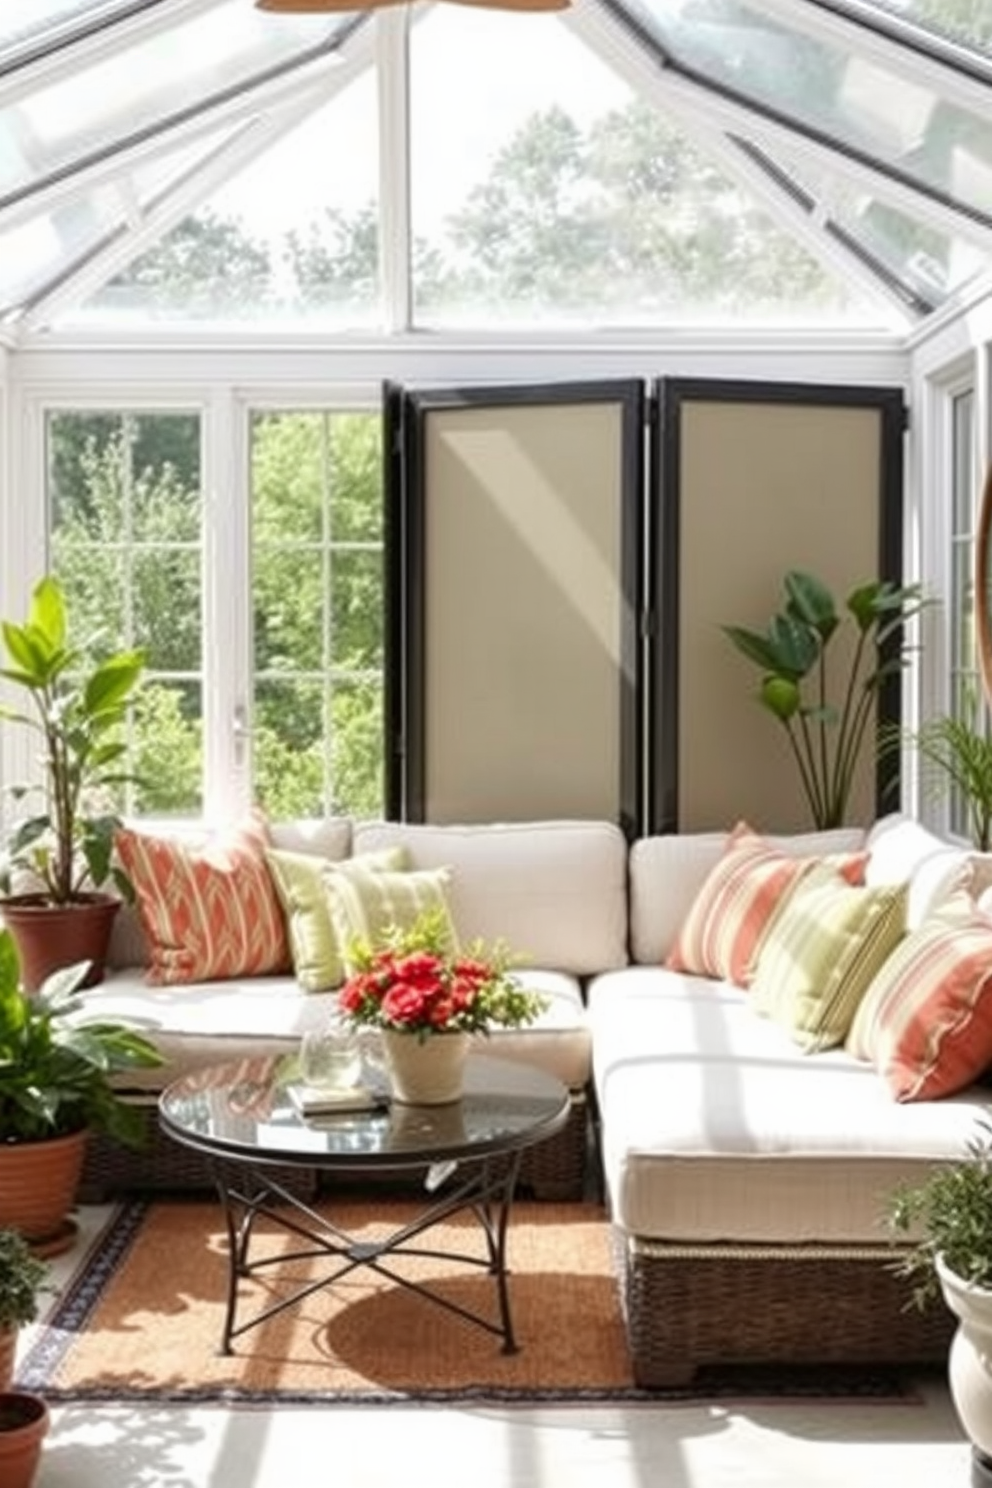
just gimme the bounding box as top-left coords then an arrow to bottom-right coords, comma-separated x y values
0,575 -> 145,905
888,1119 -> 992,1309
0,930 -> 161,1146
891,688 -> 992,851
0,1228 -> 50,1331
723,570 -> 929,830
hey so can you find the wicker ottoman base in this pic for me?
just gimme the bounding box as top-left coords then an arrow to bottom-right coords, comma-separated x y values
614,1232 -> 956,1388
78,1103 -> 319,1203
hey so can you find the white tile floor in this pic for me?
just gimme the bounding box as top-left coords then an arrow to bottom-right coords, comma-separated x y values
19,1207 -> 974,1488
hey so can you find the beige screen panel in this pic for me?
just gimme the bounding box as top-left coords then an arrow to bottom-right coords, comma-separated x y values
678,399 -> 882,834
421,401 -> 627,824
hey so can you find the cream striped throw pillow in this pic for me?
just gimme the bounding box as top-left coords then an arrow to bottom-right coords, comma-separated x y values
751,870 -> 907,1052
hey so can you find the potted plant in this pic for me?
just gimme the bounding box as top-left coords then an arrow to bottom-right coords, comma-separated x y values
0,928 -> 162,1254
336,908 -> 548,1104
888,1120 -> 992,1484
0,1228 -> 49,1391
0,1227 -> 51,1488
723,569 -> 929,830
0,574 -> 145,989
0,1391 -> 48,1488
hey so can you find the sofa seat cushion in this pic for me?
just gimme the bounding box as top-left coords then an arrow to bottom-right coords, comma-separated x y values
587,967 -> 992,1245
352,820 -> 628,975
471,969 -> 591,1089
79,967 -> 591,1095
76,970 -> 332,1091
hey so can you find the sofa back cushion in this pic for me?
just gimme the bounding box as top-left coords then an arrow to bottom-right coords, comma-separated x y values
628,826 -> 867,966
864,811 -> 974,930
351,819 -> 629,974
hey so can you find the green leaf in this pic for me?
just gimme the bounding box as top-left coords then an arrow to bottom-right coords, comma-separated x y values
83,652 -> 145,718
784,570 -> 838,641
721,624 -> 782,673
1,623 -> 51,684
28,576 -> 67,650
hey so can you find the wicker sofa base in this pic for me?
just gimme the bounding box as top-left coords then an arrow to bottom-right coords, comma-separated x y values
614,1232 -> 956,1388
79,1090 -> 589,1205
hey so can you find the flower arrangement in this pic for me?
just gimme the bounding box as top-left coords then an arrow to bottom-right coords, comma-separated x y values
337,908 -> 547,1040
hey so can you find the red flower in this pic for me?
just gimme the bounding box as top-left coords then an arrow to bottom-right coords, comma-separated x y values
335,909 -> 546,1036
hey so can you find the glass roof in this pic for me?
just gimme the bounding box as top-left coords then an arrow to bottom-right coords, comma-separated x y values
0,0 -> 989,337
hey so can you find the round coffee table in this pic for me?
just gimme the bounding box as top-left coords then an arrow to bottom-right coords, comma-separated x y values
159,1052 -> 571,1355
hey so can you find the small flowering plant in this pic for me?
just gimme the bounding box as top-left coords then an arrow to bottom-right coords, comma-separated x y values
337,908 -> 547,1041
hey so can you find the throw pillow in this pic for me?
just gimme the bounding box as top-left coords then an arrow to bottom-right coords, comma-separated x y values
266,846 -> 408,992
323,865 -> 458,974
846,891 -> 992,1101
664,821 -> 867,989
115,811 -> 290,985
750,869 -> 907,1052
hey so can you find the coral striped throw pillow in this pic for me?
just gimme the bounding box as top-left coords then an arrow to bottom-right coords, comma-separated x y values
665,822 -> 865,989
115,811 -> 290,985
846,892 -> 992,1101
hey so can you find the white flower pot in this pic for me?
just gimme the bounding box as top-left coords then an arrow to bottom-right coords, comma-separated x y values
937,1254 -> 992,1462
382,1030 -> 469,1105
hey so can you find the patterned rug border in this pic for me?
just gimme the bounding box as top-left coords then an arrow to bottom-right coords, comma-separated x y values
17,1202 -> 926,1409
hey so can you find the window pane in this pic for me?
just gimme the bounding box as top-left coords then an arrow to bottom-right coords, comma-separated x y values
133,681 -> 203,817
250,410 -> 384,818
47,409 -> 204,815
410,7 -> 868,328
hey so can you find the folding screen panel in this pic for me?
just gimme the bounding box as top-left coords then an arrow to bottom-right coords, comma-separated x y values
650,380 -> 906,835
385,382 -> 644,834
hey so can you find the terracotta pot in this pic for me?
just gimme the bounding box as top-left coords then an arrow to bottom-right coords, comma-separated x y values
0,1129 -> 88,1256
0,893 -> 120,991
0,1393 -> 49,1488
382,1030 -> 469,1105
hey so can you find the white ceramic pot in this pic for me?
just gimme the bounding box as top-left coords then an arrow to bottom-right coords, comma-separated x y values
381,1030 -> 469,1105
937,1254 -> 992,1458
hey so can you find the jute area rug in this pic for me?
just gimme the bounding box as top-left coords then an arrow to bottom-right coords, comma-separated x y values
18,1198 -> 918,1407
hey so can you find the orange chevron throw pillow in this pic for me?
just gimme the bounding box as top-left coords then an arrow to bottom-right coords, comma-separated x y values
115,811 -> 290,985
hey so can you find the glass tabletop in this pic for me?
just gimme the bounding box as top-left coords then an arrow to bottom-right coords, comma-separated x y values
158,1053 -> 571,1170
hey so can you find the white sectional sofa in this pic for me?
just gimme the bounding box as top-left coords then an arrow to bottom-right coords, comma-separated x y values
73,810 -> 992,1384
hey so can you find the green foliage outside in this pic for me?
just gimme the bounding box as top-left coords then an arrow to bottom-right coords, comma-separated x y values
48,408 -> 384,822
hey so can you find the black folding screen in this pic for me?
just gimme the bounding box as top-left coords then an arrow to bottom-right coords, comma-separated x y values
384,377 -> 906,838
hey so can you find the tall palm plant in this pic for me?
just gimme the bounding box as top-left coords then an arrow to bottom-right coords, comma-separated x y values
724,570 -> 929,830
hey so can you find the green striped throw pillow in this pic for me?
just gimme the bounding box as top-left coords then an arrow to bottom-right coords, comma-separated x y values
323,865 -> 458,973
266,846 -> 408,992
751,870 -> 907,1052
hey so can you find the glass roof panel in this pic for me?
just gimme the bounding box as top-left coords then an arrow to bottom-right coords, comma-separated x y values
771,144 -> 987,302
76,71 -> 380,327
0,0 -> 125,51
626,0 -> 992,216
848,0 -> 992,57
409,7 -> 879,329
0,120 -> 247,316
0,0 -> 347,200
